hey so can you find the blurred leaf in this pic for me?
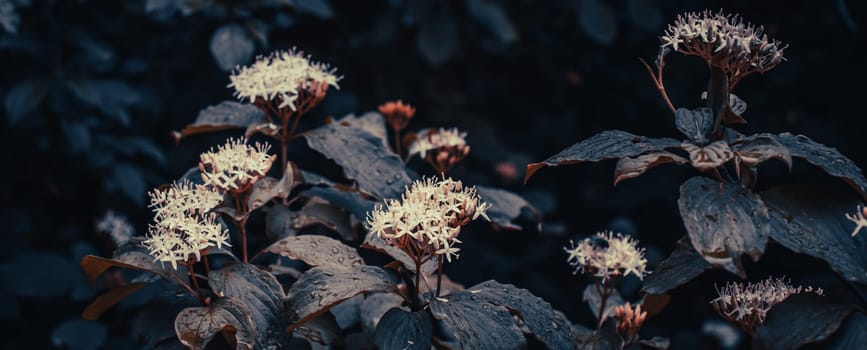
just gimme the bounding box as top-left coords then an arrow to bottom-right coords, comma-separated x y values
82,283 -> 148,320
674,107 -> 713,144
416,8 -> 458,65
174,101 -> 266,141
826,313 -> 867,349
210,24 -> 255,71
476,186 -> 539,230
639,337 -> 671,350
583,285 -> 625,321
261,235 -> 364,270
66,79 -> 140,126
80,243 -> 185,283
286,266 -> 397,332
295,0 -> 334,19
60,121 -> 92,153
526,130 -> 681,182
174,297 -> 255,350
575,321 -> 623,349
762,185 -> 867,284
5,252 -> 79,298
466,280 -> 576,349
269,199 -> 355,240
5,79 -> 48,124
247,161 -> 302,211
304,117 -> 411,199
578,0 -> 617,46
641,236 -> 710,294
626,0 -> 662,32
466,1 -> 518,44
112,163 -> 146,203
772,133 -> 867,198
209,263 -> 286,349
429,288 -> 526,349
678,176 -> 769,277
0,0 -> 21,33
51,319 -> 108,350
614,151 -> 687,186
374,308 -> 432,350
754,294 -> 851,350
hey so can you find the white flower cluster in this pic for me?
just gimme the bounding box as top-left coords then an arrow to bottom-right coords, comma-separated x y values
407,128 -> 468,159
366,177 -> 491,263
228,49 -> 340,110
711,277 -> 822,333
661,11 -> 785,81
564,231 -> 648,281
199,137 -> 276,192
96,210 -> 135,246
143,181 -> 229,269
845,205 -> 867,237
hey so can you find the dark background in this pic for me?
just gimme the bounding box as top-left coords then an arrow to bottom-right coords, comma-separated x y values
2,0 -> 866,349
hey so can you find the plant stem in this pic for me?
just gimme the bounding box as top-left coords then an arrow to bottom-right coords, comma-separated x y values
707,63 -> 729,139
595,280 -> 611,330
435,255 -> 444,297
639,57 -> 676,114
186,261 -> 203,303
240,217 -> 249,263
201,251 -> 210,274
393,129 -> 402,156
232,192 -> 250,263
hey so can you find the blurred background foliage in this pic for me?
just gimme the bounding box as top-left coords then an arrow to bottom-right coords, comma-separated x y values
1,0 -> 866,348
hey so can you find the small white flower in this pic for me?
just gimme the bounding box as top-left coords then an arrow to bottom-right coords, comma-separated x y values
143,181 -> 229,269
228,49 -> 341,111
711,277 -> 822,333
564,231 -> 648,281
199,137 -> 276,192
845,205 -> 867,237
407,128 -> 468,159
366,177 -> 490,263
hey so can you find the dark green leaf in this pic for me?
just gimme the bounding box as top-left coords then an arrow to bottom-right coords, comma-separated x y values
174,297 -> 255,350
467,280 -> 576,349
260,235 -> 364,270
639,337 -> 670,349
773,132 -> 867,198
476,186 -> 539,230
466,1 -> 518,44
294,311 -> 342,346
287,266 -> 397,332
265,199 -> 355,240
374,308 -> 433,350
209,264 -> 286,348
675,107 -> 714,144
429,290 -> 526,349
826,312 -> 867,350
210,24 -> 255,72
526,130 -> 681,182
174,101 -> 266,141
761,185 -> 867,284
247,161 -> 302,211
304,117 -> 411,199
754,294 -> 852,350
642,236 -> 710,294
731,134 -> 792,169
80,243 -> 185,283
678,176 -> 769,277
614,151 -> 687,185
362,231 -> 437,276
5,79 -> 48,123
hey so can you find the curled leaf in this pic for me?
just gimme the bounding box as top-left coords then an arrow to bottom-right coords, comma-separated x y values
614,151 -> 687,185
174,297 -> 255,350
